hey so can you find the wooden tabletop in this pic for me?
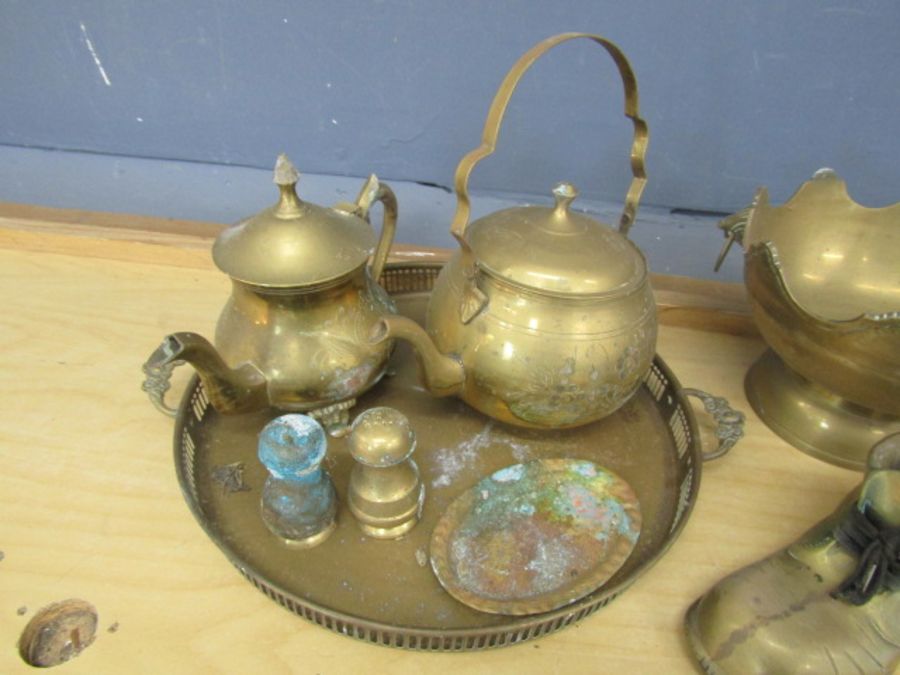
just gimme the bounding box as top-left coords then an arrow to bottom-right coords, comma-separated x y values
0,204 -> 861,674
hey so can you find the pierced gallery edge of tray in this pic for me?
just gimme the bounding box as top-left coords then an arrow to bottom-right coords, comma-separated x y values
171,262 -> 707,651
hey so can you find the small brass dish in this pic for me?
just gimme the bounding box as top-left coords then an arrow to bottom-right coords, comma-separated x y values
717,169 -> 900,469
430,459 -> 641,616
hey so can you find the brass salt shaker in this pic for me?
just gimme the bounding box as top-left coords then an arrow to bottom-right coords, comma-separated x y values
258,414 -> 337,548
348,407 -> 424,538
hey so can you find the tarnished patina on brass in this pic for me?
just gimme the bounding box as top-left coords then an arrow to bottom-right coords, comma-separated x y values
372,33 -> 656,430
717,169 -> 900,468
142,154 -> 399,435
685,433 -> 900,674
160,261 -> 742,650
430,459 -> 641,616
257,415 -> 337,548
347,406 -> 424,538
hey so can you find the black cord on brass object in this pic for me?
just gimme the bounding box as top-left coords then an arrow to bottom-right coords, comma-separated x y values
832,505 -> 900,606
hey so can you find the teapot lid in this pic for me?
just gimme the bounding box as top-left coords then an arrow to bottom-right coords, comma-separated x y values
466,183 -> 647,297
212,155 -> 376,288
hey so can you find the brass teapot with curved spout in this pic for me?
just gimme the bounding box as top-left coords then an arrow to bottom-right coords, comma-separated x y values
371,33 -> 656,429
143,154 -> 398,435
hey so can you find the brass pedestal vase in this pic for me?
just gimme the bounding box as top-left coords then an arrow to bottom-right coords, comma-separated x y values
716,169 -> 900,469
685,434 -> 900,674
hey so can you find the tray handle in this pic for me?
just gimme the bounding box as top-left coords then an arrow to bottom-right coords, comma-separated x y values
683,388 -> 745,461
141,358 -> 182,417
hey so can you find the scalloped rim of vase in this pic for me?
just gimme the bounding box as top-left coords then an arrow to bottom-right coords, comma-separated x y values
742,169 -> 900,326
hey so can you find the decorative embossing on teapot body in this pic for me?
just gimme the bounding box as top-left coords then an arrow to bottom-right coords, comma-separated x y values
424,244 -> 656,428
215,268 -> 397,411
371,33 -> 656,430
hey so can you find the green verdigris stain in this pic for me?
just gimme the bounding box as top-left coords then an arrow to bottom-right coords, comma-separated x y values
465,460 -> 632,536
448,459 -> 641,606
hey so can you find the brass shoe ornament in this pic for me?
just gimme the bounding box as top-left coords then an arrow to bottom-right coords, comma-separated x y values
370,34 -> 656,429
685,433 -> 900,674
715,169 -> 900,469
142,154 -> 399,436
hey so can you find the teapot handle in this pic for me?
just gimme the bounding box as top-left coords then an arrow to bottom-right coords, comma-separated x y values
451,32 -> 648,242
354,174 -> 398,281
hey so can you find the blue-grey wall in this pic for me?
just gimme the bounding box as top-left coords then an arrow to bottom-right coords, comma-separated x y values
2,0 -> 899,212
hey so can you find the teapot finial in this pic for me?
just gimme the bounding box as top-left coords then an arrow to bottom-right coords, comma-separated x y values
274,153 -> 300,185
273,153 -> 304,218
552,182 -> 579,217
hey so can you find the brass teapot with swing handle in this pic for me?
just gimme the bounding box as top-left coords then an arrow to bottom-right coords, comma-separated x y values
371,33 -> 657,429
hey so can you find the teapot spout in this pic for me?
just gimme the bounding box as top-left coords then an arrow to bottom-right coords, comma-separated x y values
370,316 -> 464,397
144,332 -> 268,415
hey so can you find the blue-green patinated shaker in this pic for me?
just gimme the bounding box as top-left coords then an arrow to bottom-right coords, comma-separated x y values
258,414 -> 337,548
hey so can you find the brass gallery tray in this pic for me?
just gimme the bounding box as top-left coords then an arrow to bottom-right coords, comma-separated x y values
168,262 -> 742,651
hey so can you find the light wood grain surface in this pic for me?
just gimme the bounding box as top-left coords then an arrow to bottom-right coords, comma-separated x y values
0,204 -> 862,674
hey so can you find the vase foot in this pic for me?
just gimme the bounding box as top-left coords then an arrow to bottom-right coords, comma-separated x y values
745,349 -> 900,470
